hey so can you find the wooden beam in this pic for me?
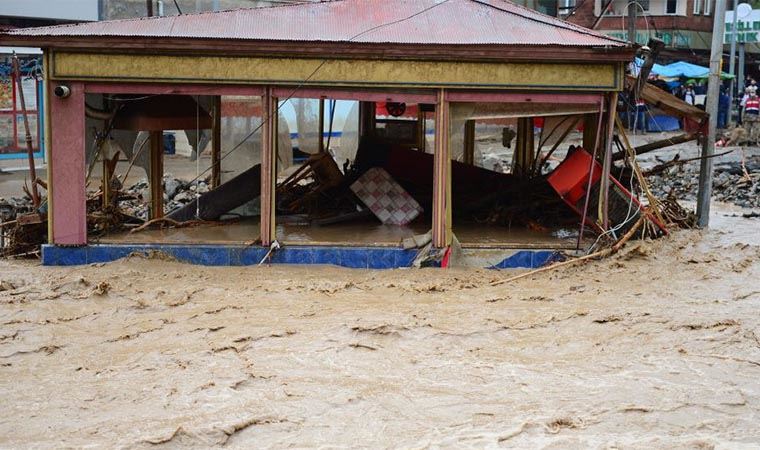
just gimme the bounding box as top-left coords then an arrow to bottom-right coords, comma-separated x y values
611,132 -> 699,161
359,101 -> 376,139
600,92 -> 619,230
417,107 -> 426,151
513,117 -> 534,177
211,95 -> 222,189
446,92 -> 604,104
272,88 -> 436,104
433,89 -> 452,248
261,87 -> 277,246
463,120 -> 475,165
583,113 -> 599,150
84,83 -> 265,96
149,131 -> 164,220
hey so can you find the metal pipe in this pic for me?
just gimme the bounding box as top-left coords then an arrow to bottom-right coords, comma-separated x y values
729,0 -> 739,125
85,103 -> 116,121
12,54 -> 40,208
739,42 -> 746,96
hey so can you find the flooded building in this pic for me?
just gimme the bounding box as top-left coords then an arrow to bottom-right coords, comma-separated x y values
1,0 -> 635,268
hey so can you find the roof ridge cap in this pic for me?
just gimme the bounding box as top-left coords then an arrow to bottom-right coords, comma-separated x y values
468,0 -> 629,46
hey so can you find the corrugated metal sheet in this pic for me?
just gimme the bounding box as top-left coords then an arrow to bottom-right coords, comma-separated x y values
6,0 -> 627,47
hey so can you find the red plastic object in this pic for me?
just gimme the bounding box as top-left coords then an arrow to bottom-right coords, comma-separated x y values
547,149 -> 602,206
548,148 -> 667,234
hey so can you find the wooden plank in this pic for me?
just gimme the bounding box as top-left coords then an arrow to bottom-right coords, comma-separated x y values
149,131 -> 164,220
625,75 -> 706,121
84,83 -> 265,96
211,96 -> 221,189
463,120 -> 475,165
446,91 -> 604,104
273,87 -> 435,104
600,92 -> 619,230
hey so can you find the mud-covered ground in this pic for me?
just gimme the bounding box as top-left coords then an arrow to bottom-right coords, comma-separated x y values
0,204 -> 758,448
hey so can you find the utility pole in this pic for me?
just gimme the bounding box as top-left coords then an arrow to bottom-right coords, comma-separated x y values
627,1 -> 636,44
729,0 -> 739,124
146,0 -> 154,16
739,42 -> 746,94
697,0 -> 727,228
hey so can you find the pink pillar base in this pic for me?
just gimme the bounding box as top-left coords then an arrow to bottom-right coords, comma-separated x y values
49,82 -> 86,245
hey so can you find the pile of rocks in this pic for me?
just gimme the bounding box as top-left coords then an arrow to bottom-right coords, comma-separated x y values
118,174 -> 210,220
647,156 -> 760,210
0,196 -> 35,222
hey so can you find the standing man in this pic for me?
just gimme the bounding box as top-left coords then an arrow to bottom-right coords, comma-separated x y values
743,90 -> 760,144
718,87 -> 731,129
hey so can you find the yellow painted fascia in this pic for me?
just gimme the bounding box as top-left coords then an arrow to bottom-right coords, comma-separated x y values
52,52 -> 623,91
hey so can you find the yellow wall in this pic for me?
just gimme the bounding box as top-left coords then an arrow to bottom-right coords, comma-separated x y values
52,52 -> 623,91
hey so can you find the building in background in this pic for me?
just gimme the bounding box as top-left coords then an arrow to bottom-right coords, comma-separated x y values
1,0 -> 99,159
514,0 -> 717,63
0,0 -> 312,159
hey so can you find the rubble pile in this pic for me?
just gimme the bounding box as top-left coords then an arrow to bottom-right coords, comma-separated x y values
0,196 -> 35,222
117,174 -> 210,219
646,156 -> 760,209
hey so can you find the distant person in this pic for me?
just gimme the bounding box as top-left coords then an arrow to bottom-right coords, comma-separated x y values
629,98 -> 648,133
718,88 -> 730,129
743,90 -> 760,144
683,84 -> 696,106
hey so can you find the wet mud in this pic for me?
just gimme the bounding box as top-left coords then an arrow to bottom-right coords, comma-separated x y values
0,205 -> 759,448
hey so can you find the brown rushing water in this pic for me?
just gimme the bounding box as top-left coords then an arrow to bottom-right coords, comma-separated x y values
0,204 -> 758,448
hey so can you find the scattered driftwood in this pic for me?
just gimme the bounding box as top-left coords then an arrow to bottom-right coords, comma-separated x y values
612,132 -> 700,162
490,215 -> 646,286
643,150 -> 733,177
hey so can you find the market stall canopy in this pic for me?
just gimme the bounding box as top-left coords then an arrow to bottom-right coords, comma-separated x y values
636,59 -> 734,81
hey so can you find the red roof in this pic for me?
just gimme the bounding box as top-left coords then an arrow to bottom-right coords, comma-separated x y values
5,0 -> 627,48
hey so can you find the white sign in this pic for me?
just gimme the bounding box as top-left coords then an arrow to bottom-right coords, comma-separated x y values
725,7 -> 760,44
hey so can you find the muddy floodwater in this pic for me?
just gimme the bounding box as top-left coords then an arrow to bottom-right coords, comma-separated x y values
1,205 -> 759,448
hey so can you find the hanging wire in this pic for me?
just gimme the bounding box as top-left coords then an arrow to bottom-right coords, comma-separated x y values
179,0 -> 452,187
195,95 -> 201,219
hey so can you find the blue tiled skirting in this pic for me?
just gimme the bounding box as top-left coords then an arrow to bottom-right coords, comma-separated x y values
41,244 -> 560,269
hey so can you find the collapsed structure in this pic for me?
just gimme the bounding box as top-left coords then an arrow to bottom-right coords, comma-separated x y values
0,0 -> 644,268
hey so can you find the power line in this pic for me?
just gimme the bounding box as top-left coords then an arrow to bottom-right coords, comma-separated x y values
180,0 -> 452,186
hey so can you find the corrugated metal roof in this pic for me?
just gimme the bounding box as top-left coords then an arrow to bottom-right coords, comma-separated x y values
6,0 -> 627,48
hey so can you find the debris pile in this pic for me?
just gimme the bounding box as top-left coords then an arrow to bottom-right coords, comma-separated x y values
646,155 -> 760,209
114,174 -> 211,220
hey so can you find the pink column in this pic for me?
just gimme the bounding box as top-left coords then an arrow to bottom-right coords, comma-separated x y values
48,82 -> 86,245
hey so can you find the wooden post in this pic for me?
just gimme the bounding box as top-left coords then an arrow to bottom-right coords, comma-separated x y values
463,119 -> 475,165
417,107 -> 426,151
583,113 -> 598,150
318,98 -> 325,153
513,117 -> 534,176
261,87 -> 278,246
599,92 -> 619,230
359,101 -> 376,139
149,131 -> 164,219
211,95 -> 222,189
433,89 -> 452,248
